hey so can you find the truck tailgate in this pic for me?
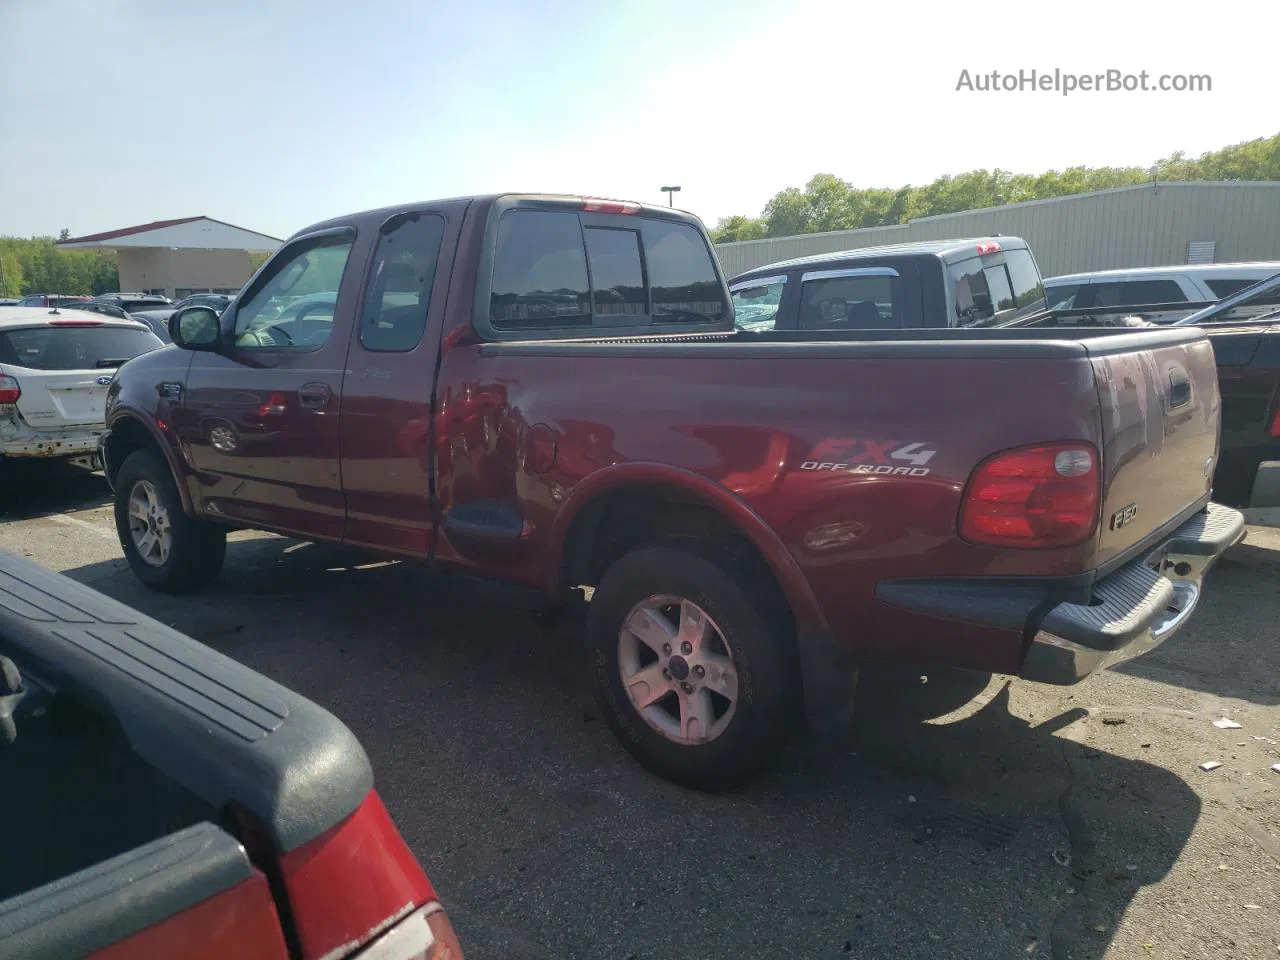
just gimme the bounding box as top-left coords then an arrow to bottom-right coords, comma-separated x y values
1089,330 -> 1219,568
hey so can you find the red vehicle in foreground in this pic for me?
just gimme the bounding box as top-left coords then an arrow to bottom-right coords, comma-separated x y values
100,194 -> 1244,789
0,549 -> 462,960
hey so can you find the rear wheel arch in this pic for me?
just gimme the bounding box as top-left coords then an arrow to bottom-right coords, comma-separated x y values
552,466 -> 825,635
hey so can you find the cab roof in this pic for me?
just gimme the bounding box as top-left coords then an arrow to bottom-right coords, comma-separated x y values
733,237 -> 1029,278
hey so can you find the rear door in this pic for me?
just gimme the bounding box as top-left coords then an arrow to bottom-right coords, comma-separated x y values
1088,329 -> 1221,568
339,207 -> 459,555
177,229 -> 358,540
0,321 -> 160,429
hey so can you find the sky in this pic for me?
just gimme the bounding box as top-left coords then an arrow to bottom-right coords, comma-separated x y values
1,0 -> 1276,240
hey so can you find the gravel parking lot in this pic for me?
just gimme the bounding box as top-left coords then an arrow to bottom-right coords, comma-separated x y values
2,465 -> 1278,960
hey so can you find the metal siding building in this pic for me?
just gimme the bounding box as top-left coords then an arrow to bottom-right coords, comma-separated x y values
714,181 -> 1280,280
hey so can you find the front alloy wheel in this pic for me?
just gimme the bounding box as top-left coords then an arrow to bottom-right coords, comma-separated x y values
126,479 -> 172,567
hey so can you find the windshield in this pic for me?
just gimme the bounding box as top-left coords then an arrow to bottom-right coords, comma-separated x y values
0,326 -> 162,370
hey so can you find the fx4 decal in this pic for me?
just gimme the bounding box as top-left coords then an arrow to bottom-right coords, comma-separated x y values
800,439 -> 937,477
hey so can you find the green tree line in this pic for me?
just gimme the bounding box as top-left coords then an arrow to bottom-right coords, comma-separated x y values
711,132 -> 1280,242
0,236 -> 119,298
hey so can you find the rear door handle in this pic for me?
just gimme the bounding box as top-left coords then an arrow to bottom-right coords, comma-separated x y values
1168,369 -> 1191,409
297,382 -> 332,411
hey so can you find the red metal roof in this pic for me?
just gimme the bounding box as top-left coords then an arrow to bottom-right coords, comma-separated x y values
59,216 -> 208,244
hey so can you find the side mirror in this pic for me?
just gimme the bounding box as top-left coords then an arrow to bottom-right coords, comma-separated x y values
169,306 -> 221,350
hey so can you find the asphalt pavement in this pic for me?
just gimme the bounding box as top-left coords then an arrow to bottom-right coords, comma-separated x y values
2,464 -> 1277,960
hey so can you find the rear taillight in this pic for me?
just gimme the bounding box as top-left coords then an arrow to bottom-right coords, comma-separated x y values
960,442 -> 1100,548
1270,408 -> 1280,437
0,373 -> 20,405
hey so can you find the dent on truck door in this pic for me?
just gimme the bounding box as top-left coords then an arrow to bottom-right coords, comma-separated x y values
176,234 -> 357,540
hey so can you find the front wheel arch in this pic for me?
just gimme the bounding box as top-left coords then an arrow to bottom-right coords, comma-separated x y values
104,414 -> 194,515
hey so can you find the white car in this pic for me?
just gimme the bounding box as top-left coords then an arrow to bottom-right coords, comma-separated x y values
0,308 -> 162,467
1044,262 -> 1280,321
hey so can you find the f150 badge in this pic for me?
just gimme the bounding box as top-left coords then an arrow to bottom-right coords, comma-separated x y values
801,438 -> 937,477
1110,503 -> 1138,530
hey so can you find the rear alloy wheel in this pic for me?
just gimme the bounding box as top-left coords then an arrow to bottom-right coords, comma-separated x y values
114,450 -> 226,593
587,545 -> 797,790
617,596 -> 739,745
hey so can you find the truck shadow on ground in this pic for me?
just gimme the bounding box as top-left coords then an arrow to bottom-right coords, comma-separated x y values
0,463 -> 111,520
63,537 -> 1204,960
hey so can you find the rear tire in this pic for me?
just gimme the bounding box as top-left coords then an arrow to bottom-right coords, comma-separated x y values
113,450 -> 225,593
586,544 -> 798,791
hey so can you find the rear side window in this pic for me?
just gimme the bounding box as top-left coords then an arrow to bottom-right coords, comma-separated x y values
360,213 -> 446,351
798,272 -> 902,330
1086,279 -> 1187,307
1004,249 -> 1046,310
488,210 -> 725,330
489,211 -> 591,327
1206,277 -> 1264,298
0,326 -> 160,370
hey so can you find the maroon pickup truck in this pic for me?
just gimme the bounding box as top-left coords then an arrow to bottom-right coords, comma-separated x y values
100,194 -> 1245,789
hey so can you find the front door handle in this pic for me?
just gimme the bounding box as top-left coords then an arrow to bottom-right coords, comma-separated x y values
297,382 -> 332,411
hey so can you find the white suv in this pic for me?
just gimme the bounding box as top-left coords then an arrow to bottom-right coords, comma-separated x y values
1044,262 -> 1280,321
0,308 -> 162,467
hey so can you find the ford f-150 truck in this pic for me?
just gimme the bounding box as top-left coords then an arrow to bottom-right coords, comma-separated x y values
0,549 -> 463,960
100,196 -> 1245,790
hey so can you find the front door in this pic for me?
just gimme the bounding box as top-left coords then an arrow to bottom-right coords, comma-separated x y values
176,230 -> 357,540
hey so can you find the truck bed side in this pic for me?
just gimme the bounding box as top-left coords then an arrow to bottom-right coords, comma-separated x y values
431,324 -> 1217,674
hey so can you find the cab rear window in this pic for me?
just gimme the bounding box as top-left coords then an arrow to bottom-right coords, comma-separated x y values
0,326 -> 161,371
488,210 -> 725,330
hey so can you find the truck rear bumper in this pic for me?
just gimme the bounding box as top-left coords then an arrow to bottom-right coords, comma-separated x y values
1021,502 -> 1245,684
874,502 -> 1245,685
1248,460 -> 1280,508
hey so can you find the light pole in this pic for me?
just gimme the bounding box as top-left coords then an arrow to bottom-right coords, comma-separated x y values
661,185 -> 681,207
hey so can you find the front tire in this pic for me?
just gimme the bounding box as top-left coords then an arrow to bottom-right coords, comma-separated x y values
586,544 -> 798,790
113,450 -> 225,593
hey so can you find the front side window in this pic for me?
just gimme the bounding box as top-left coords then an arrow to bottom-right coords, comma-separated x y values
1045,284 -> 1079,309
360,213 -> 445,352
234,235 -> 354,349
731,277 -> 787,332
488,210 -> 725,330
